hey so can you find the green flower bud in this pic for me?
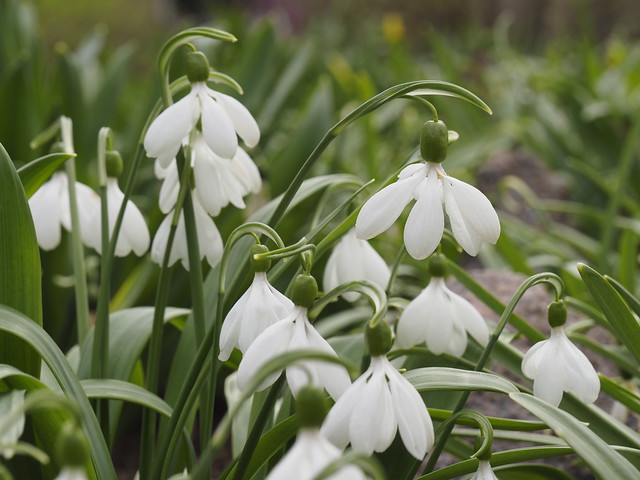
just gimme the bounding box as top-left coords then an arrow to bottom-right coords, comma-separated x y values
365,320 -> 393,356
185,51 -> 210,84
548,300 -> 567,328
420,120 -> 448,163
55,422 -> 89,468
428,254 -> 447,278
105,150 -> 123,178
290,274 -> 318,308
250,244 -> 271,273
296,386 -> 328,428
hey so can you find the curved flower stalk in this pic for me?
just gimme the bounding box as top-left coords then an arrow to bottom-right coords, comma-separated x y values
84,178 -> 150,257
29,171 -> 99,250
470,460 -> 499,480
236,306 -> 351,400
219,272 -> 295,361
522,326 -> 600,407
150,193 -> 223,270
323,229 -> 390,302
321,355 -> 434,460
265,429 -> 368,480
396,276 -> 489,356
356,161 -> 500,260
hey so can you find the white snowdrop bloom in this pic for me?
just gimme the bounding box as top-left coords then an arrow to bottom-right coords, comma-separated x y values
355,162 -> 500,260
150,194 -> 223,270
219,272 -> 295,361
84,178 -> 150,257
470,460 -> 499,480
522,326 -> 600,407
321,355 -> 434,460
54,468 -> 87,480
236,306 -> 351,400
143,82 -> 260,166
323,229 -> 390,302
266,429 -> 367,480
154,159 -> 180,214
396,277 -> 489,356
29,171 -> 99,250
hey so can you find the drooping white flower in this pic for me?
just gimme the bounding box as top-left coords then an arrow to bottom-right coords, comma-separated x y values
219,272 -> 295,361
396,277 -> 489,356
28,172 -> 99,250
84,178 -> 150,257
521,326 -> 600,407
323,229 -> 390,302
265,429 -> 368,480
54,467 -> 87,480
143,82 -> 260,166
150,194 -> 223,270
355,162 -> 500,260
236,306 -> 351,400
321,355 -> 434,460
470,460 -> 499,480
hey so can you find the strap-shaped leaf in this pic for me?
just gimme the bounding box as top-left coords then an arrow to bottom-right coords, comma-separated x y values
511,392 -> 639,479
578,263 -> 640,364
17,152 -> 75,198
405,367 -> 519,394
0,143 -> 42,377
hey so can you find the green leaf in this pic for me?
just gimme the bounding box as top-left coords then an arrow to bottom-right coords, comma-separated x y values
0,306 -> 115,479
0,142 -> 42,377
80,379 -> 173,418
407,81 -> 492,114
494,464 -> 573,480
17,152 -> 74,198
405,367 -> 519,394
510,392 -> 639,479
599,374 -> 640,414
578,263 -> 640,364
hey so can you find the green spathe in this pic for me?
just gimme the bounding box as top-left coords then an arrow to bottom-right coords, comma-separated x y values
0,143 -> 42,377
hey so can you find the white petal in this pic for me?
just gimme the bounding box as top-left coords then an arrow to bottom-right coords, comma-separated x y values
446,321 -> 468,357
443,178 -> 482,255
321,376 -> 368,449
237,318 -> 294,393
474,461 -> 499,480
212,91 -> 260,147
396,287 -> 431,348
198,88 -> 238,159
559,331 -> 600,404
404,170 -> 444,260
29,175 -> 64,250
231,148 -> 262,194
355,169 -> 425,240
446,286 -> 489,346
531,335 -> 565,406
144,91 -> 199,159
193,198 -> 224,268
157,160 -> 180,214
422,279 -> 454,355
447,176 -> 500,245
521,340 -> 549,379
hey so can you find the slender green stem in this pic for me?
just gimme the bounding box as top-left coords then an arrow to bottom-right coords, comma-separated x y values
60,117 -> 91,347
422,270 -> 564,473
386,247 -> 408,294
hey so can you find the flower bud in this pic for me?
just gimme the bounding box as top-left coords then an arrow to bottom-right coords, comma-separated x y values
296,386 -> 328,428
365,320 -> 393,356
428,254 -> 447,278
290,274 -> 318,308
250,244 -> 271,273
548,300 -> 567,328
420,120 -> 448,163
185,51 -> 210,84
105,150 -> 123,178
55,422 -> 89,468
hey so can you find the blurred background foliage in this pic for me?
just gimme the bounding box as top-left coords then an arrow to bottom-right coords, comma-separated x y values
2,0 -> 640,352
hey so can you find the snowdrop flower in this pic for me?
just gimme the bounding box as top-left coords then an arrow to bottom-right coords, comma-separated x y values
470,460 -> 499,480
143,51 -> 259,166
236,304 -> 351,400
266,429 -> 367,480
150,194 -> 223,270
54,468 -> 87,480
323,229 -> 390,302
522,326 -> 599,407
219,271 -> 294,361
321,354 -> 434,459
29,172 -> 99,250
356,119 -> 499,260
396,276 -> 489,356
84,178 -> 150,257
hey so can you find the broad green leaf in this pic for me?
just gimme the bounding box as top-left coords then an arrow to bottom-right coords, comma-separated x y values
405,367 -> 519,394
606,275 -> 640,318
80,379 -> 172,418
578,263 -> 640,364
510,392 -> 639,479
429,409 -> 546,431
0,143 -> 42,377
17,152 -> 74,198
599,374 -> 640,414
0,306 -> 115,479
